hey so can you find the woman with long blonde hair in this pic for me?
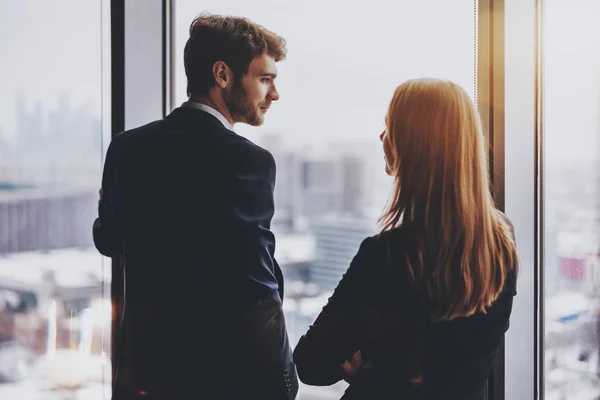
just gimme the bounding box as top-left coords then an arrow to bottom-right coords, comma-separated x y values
293,78 -> 518,400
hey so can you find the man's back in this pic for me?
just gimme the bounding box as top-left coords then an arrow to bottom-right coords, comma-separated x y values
94,107 -> 297,399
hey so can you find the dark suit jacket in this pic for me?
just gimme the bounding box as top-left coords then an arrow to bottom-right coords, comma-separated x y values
293,216 -> 518,400
93,106 -> 298,400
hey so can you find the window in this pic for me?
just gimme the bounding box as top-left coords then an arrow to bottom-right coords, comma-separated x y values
543,1 -> 600,398
0,1 -> 111,398
174,1 -> 477,397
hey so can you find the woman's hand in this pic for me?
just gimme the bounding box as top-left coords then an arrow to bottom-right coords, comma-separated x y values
341,350 -> 363,377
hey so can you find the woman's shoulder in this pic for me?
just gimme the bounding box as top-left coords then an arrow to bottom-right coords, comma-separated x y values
359,227 -> 413,274
371,225 -> 411,244
493,210 -> 519,295
495,209 -> 516,236
350,229 -> 413,299
356,228 -> 404,258
370,226 -> 413,254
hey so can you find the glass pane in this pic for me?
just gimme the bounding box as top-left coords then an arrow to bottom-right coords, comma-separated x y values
0,1 -> 111,398
174,2 -> 476,398
544,1 -> 600,398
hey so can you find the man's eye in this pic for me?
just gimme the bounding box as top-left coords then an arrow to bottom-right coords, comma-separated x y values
261,78 -> 271,83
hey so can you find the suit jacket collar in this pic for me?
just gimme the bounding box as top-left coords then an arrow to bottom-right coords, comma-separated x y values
180,101 -> 235,132
166,106 -> 234,134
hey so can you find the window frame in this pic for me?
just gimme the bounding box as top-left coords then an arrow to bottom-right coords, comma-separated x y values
477,0 -> 508,397
109,0 -> 172,386
502,0 -> 543,399
110,1 -> 544,398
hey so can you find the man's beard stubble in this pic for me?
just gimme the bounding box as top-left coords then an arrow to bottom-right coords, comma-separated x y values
224,80 -> 263,126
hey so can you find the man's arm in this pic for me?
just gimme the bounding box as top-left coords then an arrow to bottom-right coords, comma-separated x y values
93,138 -> 123,258
226,145 -> 298,399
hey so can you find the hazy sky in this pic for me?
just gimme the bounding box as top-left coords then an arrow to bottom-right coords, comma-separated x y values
174,0 -> 476,149
0,0 -> 598,163
543,0 -> 600,163
0,0 -> 104,141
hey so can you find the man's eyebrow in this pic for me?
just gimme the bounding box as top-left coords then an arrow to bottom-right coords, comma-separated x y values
260,72 -> 277,78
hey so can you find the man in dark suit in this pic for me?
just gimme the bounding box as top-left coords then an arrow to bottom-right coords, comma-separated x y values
93,14 -> 298,400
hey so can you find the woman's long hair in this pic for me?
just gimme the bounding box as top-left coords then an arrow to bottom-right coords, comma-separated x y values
380,78 -> 518,321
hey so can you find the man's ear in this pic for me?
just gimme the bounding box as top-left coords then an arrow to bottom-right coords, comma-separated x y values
213,61 -> 233,89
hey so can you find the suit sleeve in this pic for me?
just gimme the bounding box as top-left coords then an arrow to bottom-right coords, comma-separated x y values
93,138 -> 123,258
227,147 -> 280,300
227,146 -> 298,399
293,237 -> 376,386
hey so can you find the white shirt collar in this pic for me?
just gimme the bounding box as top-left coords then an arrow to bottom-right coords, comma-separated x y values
181,101 -> 235,132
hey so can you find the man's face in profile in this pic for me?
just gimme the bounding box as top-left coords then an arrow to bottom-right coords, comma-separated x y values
225,54 -> 280,126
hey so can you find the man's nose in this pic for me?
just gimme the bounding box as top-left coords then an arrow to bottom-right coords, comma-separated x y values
269,85 -> 280,101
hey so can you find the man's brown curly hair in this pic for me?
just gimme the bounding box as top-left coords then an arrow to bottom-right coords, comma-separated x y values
184,13 -> 287,97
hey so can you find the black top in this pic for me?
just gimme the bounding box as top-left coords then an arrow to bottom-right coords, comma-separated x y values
93,106 -> 298,400
293,217 -> 517,400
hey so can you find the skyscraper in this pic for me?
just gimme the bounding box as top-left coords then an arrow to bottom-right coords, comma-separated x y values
309,216 -> 378,289
339,154 -> 365,216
